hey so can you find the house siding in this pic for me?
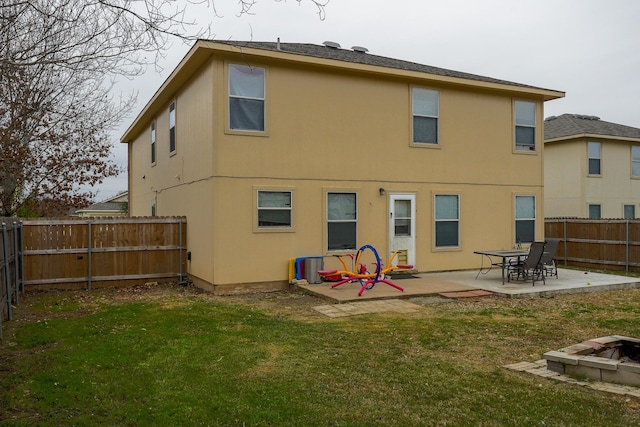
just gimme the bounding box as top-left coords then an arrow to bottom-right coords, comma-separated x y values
125,42 -> 561,291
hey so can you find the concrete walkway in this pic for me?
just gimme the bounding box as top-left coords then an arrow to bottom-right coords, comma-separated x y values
297,267 -> 640,303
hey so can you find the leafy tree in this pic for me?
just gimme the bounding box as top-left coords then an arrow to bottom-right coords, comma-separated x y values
0,0 -> 327,216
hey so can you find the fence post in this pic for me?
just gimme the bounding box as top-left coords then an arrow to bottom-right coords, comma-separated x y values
626,220 -> 630,273
563,219 -> 568,266
18,221 -> 24,293
12,222 -> 19,305
2,223 -> 12,322
87,220 -> 92,291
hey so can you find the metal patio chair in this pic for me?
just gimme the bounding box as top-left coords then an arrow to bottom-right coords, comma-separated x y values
541,238 -> 560,279
507,241 -> 546,286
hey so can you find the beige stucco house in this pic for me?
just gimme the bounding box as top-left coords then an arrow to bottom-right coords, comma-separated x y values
121,39 -> 564,293
544,114 -> 640,219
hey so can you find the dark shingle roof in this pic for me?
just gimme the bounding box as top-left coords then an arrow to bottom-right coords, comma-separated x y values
544,114 -> 640,141
216,40 -> 554,92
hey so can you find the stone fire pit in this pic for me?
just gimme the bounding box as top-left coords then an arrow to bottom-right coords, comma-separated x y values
544,335 -> 640,386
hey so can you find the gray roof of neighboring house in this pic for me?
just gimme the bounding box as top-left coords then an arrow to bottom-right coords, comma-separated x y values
544,114 -> 640,141
217,40 -> 554,92
78,202 -> 126,212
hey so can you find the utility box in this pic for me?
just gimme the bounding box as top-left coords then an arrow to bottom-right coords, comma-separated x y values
304,256 -> 324,284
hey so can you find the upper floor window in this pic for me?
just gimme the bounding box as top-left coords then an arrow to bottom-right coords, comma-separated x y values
412,88 -> 439,144
229,64 -> 265,132
435,194 -> 459,248
632,146 -> 640,177
588,142 -> 601,175
514,101 -> 536,151
151,120 -> 156,164
327,192 -> 357,251
588,204 -> 601,219
257,191 -> 292,228
515,195 -> 535,244
169,102 -> 176,153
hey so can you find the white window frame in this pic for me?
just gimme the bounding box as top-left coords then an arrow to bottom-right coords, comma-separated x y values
623,204 -> 636,219
515,195 -> 536,244
169,101 -> 176,154
588,204 -> 601,219
257,190 -> 292,229
434,194 -> 459,248
326,192 -> 357,252
228,64 -> 266,132
632,146 -> 640,177
588,142 -> 601,175
151,120 -> 156,164
411,87 -> 439,145
514,100 -> 536,152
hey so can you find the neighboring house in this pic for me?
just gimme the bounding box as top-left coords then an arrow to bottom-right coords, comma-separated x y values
121,39 -> 564,293
75,192 -> 128,217
544,114 -> 640,219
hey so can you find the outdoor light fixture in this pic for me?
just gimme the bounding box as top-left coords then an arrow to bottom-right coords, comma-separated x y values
379,188 -> 385,196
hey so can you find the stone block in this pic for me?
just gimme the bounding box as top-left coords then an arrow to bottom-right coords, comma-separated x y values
580,356 -> 618,370
544,350 -> 580,365
565,364 -> 602,381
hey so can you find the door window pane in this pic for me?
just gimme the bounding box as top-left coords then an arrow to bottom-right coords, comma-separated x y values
394,200 -> 411,236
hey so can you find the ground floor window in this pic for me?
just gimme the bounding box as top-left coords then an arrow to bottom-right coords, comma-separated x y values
435,194 -> 459,247
624,204 -> 636,219
515,195 -> 535,244
257,191 -> 292,228
588,204 -> 601,219
327,192 -> 357,251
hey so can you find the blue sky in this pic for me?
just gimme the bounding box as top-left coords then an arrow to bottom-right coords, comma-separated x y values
95,0 -> 640,200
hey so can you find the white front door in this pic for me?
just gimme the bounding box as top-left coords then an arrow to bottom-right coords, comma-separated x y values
389,194 -> 416,267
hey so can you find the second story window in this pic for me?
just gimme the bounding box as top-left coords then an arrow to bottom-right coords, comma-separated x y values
169,102 -> 176,153
515,101 -> 536,151
151,120 -> 156,164
588,142 -> 601,175
412,88 -> 439,144
632,146 -> 640,177
229,64 -> 265,132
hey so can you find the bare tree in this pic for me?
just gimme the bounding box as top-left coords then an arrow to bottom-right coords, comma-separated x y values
0,0 -> 328,216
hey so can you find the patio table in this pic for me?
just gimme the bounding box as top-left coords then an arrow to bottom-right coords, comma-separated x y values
474,249 -> 529,285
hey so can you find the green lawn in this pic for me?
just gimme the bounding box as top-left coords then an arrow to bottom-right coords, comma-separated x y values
1,284 -> 640,426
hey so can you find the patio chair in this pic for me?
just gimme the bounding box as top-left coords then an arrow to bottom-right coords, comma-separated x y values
541,238 -> 560,279
507,241 -> 546,286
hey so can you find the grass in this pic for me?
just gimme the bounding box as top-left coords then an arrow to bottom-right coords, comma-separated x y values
1,284 -> 640,426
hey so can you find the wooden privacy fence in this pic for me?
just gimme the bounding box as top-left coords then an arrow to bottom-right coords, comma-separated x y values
1,220 -> 24,339
545,218 -> 640,273
22,217 -> 187,290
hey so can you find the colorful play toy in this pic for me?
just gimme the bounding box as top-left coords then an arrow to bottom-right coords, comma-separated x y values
318,244 -> 414,296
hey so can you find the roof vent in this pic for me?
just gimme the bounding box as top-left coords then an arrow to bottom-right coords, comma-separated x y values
323,41 -> 341,49
573,114 -> 600,121
352,46 -> 368,53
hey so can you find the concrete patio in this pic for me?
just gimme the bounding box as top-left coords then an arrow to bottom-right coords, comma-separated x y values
296,267 -> 640,303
